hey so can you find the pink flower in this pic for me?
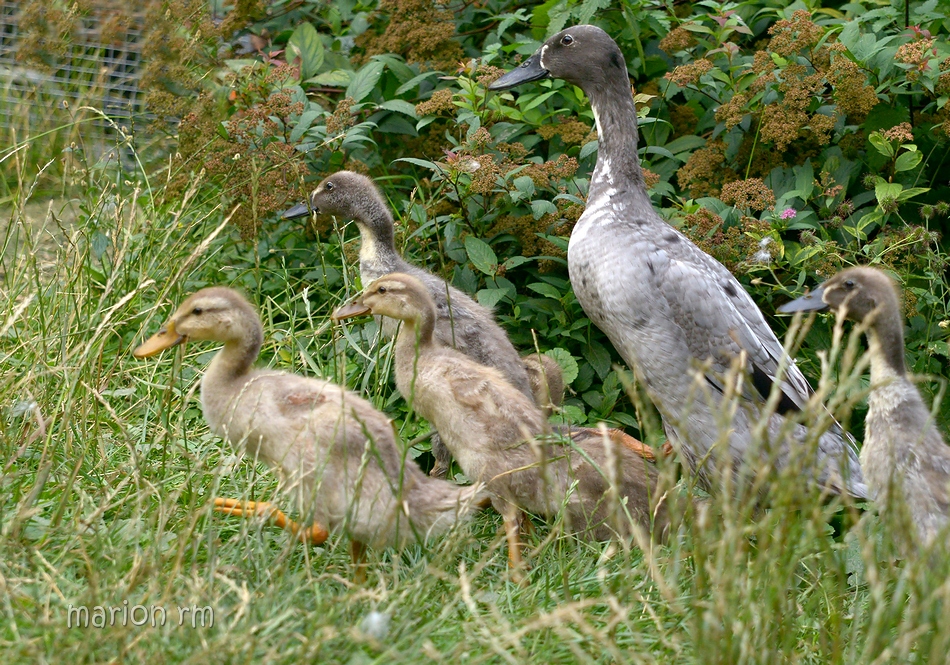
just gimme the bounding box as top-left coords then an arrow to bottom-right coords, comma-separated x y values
780,208 -> 797,220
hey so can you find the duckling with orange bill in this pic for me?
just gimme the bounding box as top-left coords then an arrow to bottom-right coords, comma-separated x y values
133,287 -> 488,580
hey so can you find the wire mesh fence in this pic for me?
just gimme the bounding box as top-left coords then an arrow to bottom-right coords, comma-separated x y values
0,1 -> 145,133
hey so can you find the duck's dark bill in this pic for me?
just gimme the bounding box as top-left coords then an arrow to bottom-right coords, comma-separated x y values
778,285 -> 828,313
331,301 -> 372,321
282,201 -> 311,219
489,52 -> 550,90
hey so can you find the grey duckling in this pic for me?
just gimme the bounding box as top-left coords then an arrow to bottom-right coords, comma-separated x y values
490,25 -> 866,499
780,267 -> 950,548
285,171 -> 558,474
335,273 -> 667,576
133,287 -> 488,579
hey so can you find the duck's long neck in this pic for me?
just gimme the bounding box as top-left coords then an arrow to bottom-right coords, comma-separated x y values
356,200 -> 402,272
584,77 -> 649,203
866,311 -> 907,384
205,320 -> 263,387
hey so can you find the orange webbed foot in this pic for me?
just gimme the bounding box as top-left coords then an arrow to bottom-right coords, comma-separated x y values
213,498 -> 329,545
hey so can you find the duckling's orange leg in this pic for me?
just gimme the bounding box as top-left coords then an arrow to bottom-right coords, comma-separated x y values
213,498 -> 329,545
661,441 -> 675,457
609,430 -> 657,461
350,539 -> 368,584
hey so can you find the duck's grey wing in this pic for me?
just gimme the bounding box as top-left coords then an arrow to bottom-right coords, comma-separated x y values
659,251 -> 809,413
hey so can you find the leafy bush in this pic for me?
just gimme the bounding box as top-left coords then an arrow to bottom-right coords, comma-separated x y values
148,0 -> 950,438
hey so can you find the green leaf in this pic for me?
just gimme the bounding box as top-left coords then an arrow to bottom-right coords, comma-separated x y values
530,199 -> 558,219
503,256 -> 531,270
894,150 -> 923,173
287,23 -> 324,80
476,288 -> 508,308
289,110 -> 321,143
897,186 -> 930,202
583,342 -> 612,380
874,181 -> 902,205
546,348 -> 579,385
527,282 -> 562,300
307,70 -> 350,87
378,99 -> 417,118
395,71 -> 441,96
464,236 -> 498,276
394,157 -> 441,172
345,60 -> 385,103
869,132 -> 894,159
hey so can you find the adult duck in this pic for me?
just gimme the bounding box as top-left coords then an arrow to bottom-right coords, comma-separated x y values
781,267 -> 950,547
285,171 -> 544,476
133,287 -> 488,579
335,273 -> 667,577
490,25 -> 866,498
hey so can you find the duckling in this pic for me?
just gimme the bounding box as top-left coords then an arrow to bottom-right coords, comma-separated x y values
133,287 -> 488,578
334,273 -> 668,575
780,267 -> 950,547
522,352 -> 565,417
285,171 -> 543,477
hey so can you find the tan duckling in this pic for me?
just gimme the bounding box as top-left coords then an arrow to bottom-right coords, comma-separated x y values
334,273 -> 668,576
780,267 -> 950,548
285,171 -> 548,477
133,287 -> 488,579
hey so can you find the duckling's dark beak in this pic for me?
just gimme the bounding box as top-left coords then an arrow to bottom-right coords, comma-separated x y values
133,320 -> 186,358
489,51 -> 550,90
281,200 -> 313,219
778,285 -> 828,314
331,299 -> 372,321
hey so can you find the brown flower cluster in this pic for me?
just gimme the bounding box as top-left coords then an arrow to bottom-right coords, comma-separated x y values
658,25 -> 695,55
536,119 -> 592,145
170,91 -> 308,239
767,10 -> 823,57
476,64 -> 506,88
665,59 -> 713,87
520,155 -> 579,189
720,178 -> 775,211
642,169 -> 661,190
937,58 -> 950,95
716,93 -> 748,130
882,122 -> 914,144
469,154 -> 500,195
489,199 -> 583,269
677,140 -> 738,198
670,104 -> 699,137
326,97 -> 356,135
356,0 -> 462,70
415,88 -> 456,116
827,56 -> 879,119
760,65 -> 828,151
896,38 -> 936,82
682,211 -> 774,272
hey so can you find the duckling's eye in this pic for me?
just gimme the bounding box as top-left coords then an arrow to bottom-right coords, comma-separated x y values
560,34 -> 574,46
377,286 -> 387,294
844,280 -> 855,290
192,307 -> 203,315
324,181 -> 334,191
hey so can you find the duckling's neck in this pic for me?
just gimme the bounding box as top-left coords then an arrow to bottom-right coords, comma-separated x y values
866,312 -> 907,382
396,308 -> 435,355
585,75 -> 649,200
355,200 -> 401,272
205,322 -> 263,383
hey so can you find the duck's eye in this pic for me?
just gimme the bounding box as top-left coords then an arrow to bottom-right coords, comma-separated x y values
561,34 -> 574,46
844,280 -> 855,290
324,181 -> 334,191
192,307 -> 203,315
377,286 -> 387,294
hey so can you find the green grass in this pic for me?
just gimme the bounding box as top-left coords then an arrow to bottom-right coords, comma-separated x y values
3,130 -> 950,665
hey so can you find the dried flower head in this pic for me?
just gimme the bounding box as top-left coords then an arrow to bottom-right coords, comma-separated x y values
720,178 -> 776,211
665,59 -> 713,87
